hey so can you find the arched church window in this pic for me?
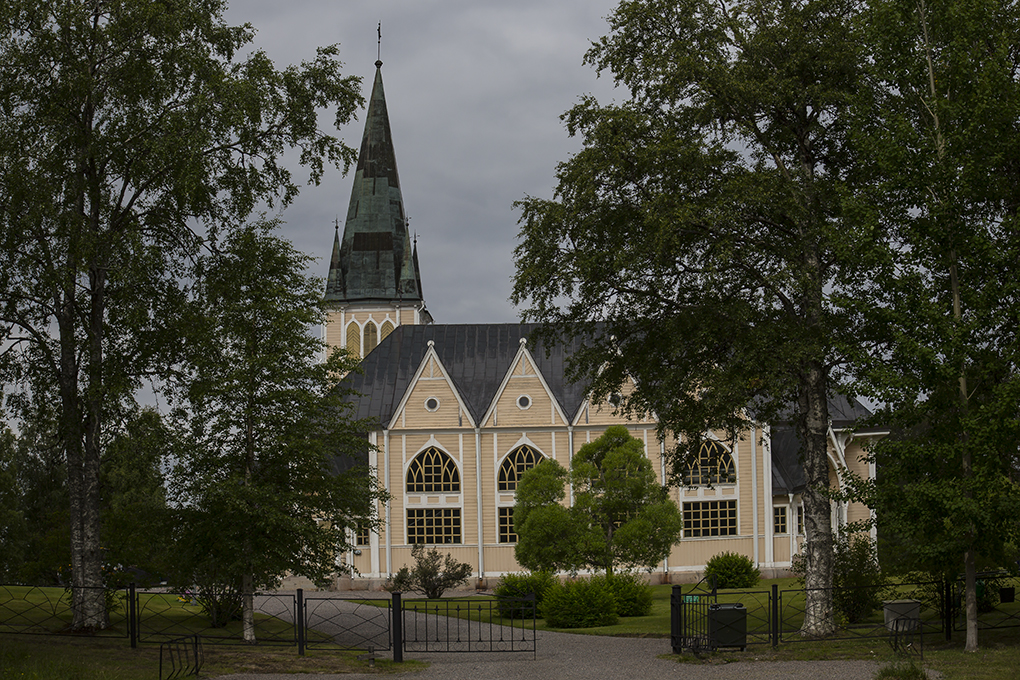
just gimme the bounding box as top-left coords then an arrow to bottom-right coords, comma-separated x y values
380,320 -> 394,340
497,445 -> 545,544
683,441 -> 736,486
346,322 -> 361,357
498,445 -> 544,492
406,447 -> 460,493
406,447 -> 461,544
363,321 -> 378,354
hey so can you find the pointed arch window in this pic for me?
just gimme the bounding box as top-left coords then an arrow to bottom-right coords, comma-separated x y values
498,445 -> 544,492
380,320 -> 394,340
346,322 -> 361,356
684,441 -> 736,486
363,321 -> 378,354
497,445 -> 545,544
406,447 -> 460,493
406,447 -> 461,543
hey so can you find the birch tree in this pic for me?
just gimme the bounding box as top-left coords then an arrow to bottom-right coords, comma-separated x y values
0,0 -> 360,629
513,0 -> 876,635
850,0 -> 1020,651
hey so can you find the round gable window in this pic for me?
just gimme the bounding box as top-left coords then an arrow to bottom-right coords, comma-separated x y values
516,394 -> 532,410
608,393 -> 623,408
424,397 -> 440,412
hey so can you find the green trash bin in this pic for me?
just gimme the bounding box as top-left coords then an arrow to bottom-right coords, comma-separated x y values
709,602 -> 747,651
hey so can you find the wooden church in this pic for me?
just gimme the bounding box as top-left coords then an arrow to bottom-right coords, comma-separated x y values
324,61 -> 884,588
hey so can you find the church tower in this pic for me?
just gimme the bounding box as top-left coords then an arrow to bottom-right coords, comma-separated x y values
324,60 -> 432,359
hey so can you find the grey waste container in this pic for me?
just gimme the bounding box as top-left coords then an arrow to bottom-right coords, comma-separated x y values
708,602 -> 747,650
883,599 -> 920,632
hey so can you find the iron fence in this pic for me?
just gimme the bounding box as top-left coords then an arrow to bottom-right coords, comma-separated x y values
136,589 -> 298,646
401,596 -> 537,654
0,584 -> 129,638
951,572 -> 1020,632
159,634 -> 203,679
303,595 -> 392,652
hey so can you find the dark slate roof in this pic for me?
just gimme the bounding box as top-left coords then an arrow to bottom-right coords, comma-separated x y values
343,324 -> 591,427
770,426 -> 808,495
325,61 -> 423,305
769,395 -> 876,495
828,394 -> 876,430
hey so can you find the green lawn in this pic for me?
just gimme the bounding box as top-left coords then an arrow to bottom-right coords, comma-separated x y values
4,580 -> 1019,679
0,634 -> 418,679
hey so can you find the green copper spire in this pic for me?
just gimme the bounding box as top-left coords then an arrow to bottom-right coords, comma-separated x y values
325,61 -> 423,304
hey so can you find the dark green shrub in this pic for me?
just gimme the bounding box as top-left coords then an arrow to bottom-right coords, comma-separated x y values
704,551 -> 760,589
792,534 -> 888,624
606,572 -> 653,617
384,544 -> 472,599
832,533 -> 887,623
540,576 -> 618,628
494,571 -> 555,618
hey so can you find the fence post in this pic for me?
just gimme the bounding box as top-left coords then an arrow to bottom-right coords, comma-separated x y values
129,582 -> 137,649
670,585 -> 683,654
296,588 -> 305,656
391,592 -> 403,663
943,579 -> 952,642
771,583 -> 779,648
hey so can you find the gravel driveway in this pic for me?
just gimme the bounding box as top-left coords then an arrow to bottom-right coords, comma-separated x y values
215,591 -> 886,680
214,628 -> 885,680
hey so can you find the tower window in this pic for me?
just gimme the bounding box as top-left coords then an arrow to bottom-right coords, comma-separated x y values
346,322 -> 361,357
353,232 -> 393,251
363,321 -> 378,354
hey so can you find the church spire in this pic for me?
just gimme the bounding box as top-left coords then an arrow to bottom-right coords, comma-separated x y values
325,60 -> 424,306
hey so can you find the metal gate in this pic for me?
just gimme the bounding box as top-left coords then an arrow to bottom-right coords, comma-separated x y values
400,594 -> 537,655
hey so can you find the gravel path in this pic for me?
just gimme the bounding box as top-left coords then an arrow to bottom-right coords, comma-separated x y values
214,628 -> 885,680
214,590 -> 887,680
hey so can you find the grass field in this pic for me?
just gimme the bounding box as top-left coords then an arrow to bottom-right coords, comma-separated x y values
3,580 -> 1019,679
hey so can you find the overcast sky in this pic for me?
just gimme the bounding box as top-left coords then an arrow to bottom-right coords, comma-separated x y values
224,0 -> 622,324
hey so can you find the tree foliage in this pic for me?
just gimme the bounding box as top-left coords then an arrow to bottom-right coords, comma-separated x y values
512,0 -> 876,634
0,0 -> 361,628
167,220 -> 384,639
845,0 -> 1020,650
514,426 -> 682,576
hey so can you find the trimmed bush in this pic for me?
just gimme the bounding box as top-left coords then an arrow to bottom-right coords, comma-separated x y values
540,576 -> 618,628
606,572 -> 653,617
704,551 -> 760,589
494,571 -> 556,618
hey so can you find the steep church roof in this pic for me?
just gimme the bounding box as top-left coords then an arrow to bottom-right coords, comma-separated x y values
343,324 -> 591,427
769,394 -> 878,495
325,61 -> 424,305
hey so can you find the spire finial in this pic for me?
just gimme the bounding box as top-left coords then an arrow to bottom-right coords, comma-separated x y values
376,22 -> 382,66
334,216 -> 340,232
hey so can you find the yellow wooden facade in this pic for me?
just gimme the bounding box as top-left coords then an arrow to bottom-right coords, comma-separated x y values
335,329 -> 880,588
